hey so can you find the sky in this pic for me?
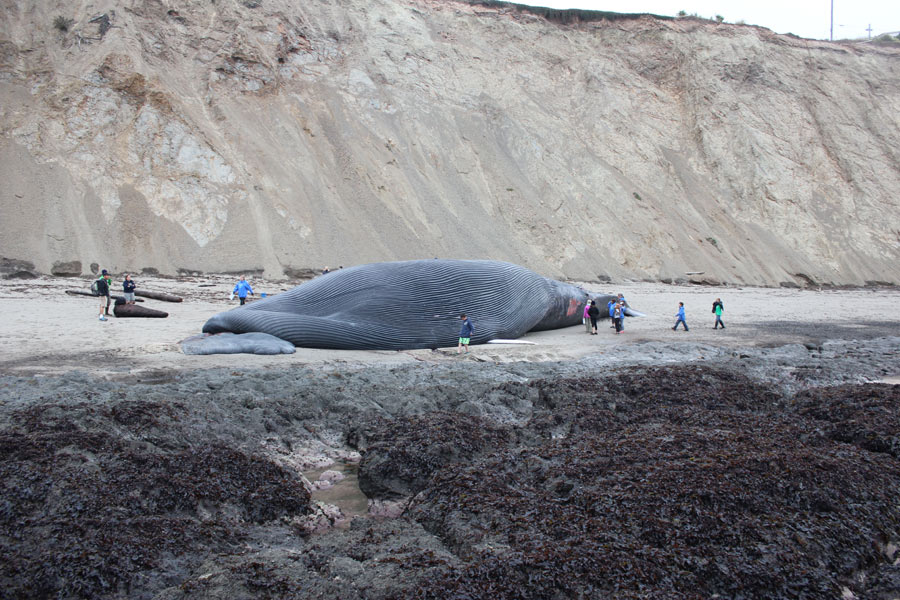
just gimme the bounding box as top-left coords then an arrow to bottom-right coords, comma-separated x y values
528,1 -> 900,41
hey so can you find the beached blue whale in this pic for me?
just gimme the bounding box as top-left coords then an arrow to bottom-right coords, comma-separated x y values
194,259 -> 640,352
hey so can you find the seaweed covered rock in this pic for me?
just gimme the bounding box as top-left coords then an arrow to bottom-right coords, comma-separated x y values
404,368 -> 900,599
526,365 -> 783,439
0,400 -> 312,599
3,360 -> 900,600
791,383 -> 900,459
357,411 -> 512,499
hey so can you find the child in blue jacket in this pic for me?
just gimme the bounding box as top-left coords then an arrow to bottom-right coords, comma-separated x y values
673,302 -> 689,331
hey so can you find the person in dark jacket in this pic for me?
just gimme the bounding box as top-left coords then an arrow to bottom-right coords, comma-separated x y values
96,269 -> 111,321
458,314 -> 474,354
587,300 -> 600,335
123,274 -> 136,305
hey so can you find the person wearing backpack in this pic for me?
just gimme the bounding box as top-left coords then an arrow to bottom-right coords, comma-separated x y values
95,269 -> 112,321
712,298 -> 725,329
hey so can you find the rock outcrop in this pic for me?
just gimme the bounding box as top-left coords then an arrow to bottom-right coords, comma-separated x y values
1,0 -> 898,285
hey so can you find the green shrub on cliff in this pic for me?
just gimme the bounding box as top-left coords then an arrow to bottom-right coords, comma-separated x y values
52,15 -> 73,32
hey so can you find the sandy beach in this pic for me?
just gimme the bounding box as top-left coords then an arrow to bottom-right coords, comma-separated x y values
1,274 -> 898,378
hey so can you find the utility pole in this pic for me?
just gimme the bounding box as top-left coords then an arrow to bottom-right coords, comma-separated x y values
830,0 -> 833,41
866,24 -> 873,38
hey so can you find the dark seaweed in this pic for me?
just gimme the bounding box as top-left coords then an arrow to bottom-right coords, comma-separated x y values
1,364 -> 898,599
0,400 -> 310,599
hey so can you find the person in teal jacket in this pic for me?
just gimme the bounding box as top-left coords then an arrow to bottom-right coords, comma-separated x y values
233,277 -> 255,305
712,298 -> 725,329
673,302 -> 689,331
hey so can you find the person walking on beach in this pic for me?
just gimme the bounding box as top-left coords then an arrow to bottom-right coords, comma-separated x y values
458,314 -> 474,354
673,302 -> 689,331
587,300 -> 600,335
712,298 -> 725,329
583,300 -> 592,333
122,274 -> 136,305
233,277 -> 254,306
96,269 -> 111,321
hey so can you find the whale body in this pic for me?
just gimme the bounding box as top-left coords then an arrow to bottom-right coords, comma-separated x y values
199,259 -> 615,351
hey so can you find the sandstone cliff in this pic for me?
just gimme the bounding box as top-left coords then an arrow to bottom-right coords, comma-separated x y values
1,0 -> 898,285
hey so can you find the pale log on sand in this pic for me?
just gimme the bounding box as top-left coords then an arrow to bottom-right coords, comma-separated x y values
135,290 -> 183,302
65,290 -> 143,302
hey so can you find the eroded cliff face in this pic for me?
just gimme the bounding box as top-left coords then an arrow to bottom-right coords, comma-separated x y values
1,0 -> 898,285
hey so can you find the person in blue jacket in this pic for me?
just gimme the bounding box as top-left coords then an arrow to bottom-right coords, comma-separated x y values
608,300 -> 615,328
673,302 -> 689,331
233,277 -> 255,305
458,313 -> 474,354
617,293 -> 627,330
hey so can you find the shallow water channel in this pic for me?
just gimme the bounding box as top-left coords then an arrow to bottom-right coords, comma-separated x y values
305,461 -> 370,524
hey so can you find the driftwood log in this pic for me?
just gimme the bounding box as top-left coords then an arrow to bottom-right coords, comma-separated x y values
135,290 -> 183,303
65,290 -> 143,302
113,300 -> 168,318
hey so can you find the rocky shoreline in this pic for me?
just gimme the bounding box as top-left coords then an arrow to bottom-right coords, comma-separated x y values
1,336 -> 898,598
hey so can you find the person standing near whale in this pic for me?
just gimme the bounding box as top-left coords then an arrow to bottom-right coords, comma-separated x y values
613,301 -> 625,334
458,314 -> 474,354
587,300 -> 600,335
617,293 -> 627,330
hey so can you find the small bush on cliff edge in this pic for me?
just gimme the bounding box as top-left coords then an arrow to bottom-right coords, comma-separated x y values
52,15 -> 73,32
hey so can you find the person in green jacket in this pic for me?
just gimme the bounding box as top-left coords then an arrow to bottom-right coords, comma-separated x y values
96,269 -> 112,320
712,298 -> 725,329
